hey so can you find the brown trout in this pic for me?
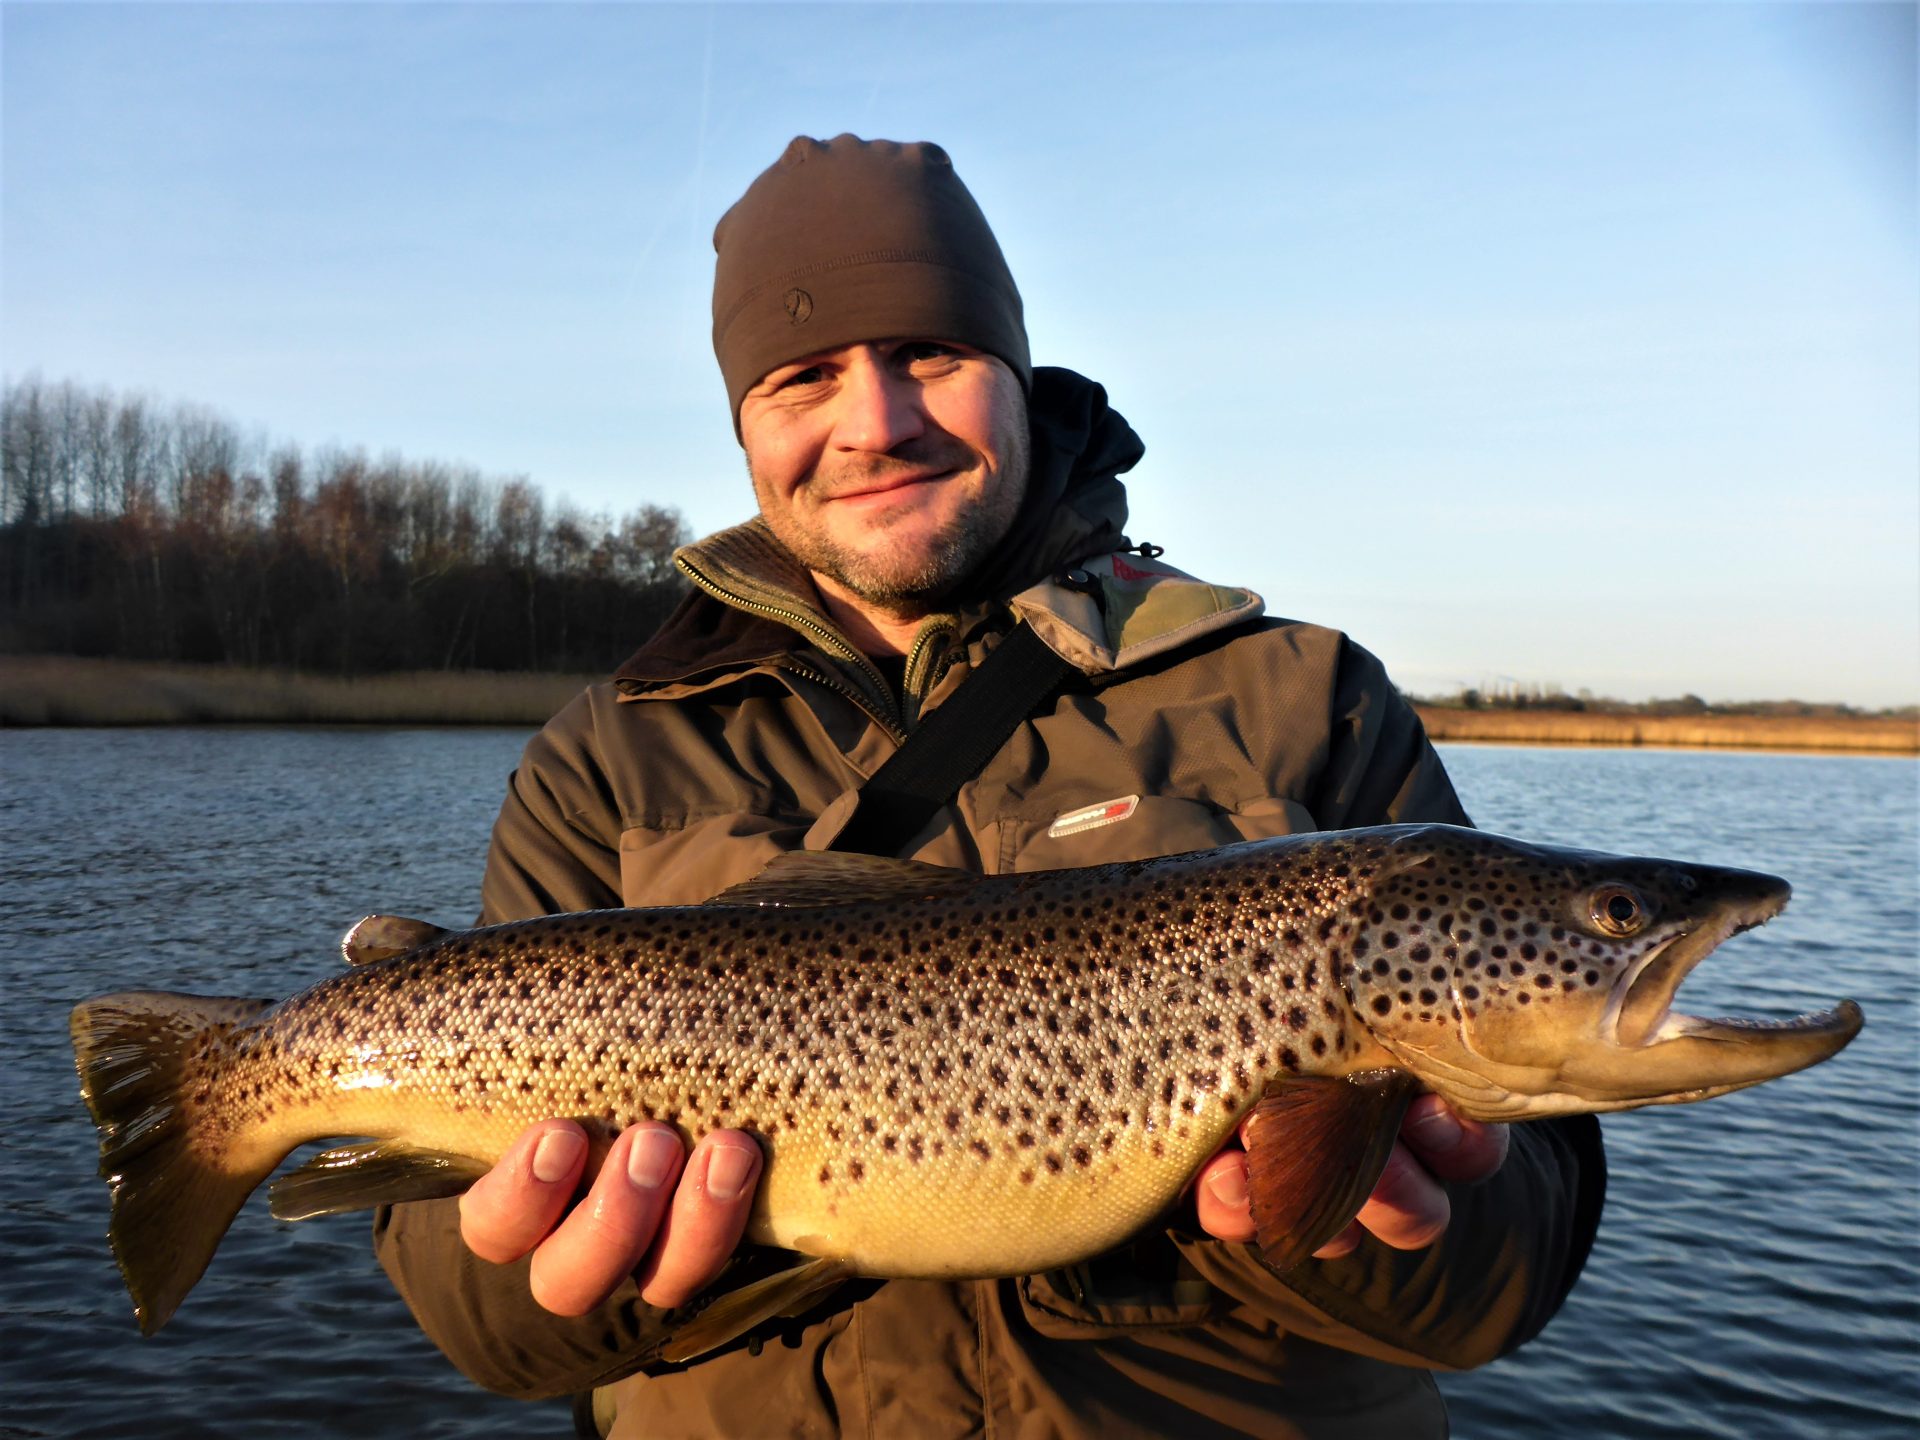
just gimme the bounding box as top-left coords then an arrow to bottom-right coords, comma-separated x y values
72,823 -> 1861,1347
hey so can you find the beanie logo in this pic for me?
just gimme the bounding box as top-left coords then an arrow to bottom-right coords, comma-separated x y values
783,288 -> 814,325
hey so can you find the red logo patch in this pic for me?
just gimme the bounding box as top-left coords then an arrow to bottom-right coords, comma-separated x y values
1110,554 -> 1154,583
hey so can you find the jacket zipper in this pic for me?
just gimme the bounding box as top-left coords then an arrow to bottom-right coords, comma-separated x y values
777,657 -> 906,744
676,554 -> 905,729
899,619 -> 956,727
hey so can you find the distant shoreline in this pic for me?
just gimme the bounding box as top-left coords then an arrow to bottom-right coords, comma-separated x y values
0,655 -> 595,728
1414,704 -> 1916,755
3,655 -> 1915,755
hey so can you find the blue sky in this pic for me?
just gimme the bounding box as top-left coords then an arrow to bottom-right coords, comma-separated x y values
4,2 -> 1915,705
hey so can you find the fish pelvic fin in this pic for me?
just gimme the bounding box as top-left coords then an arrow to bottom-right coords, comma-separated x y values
657,1255 -> 852,1364
269,1141 -> 490,1221
69,991 -> 280,1336
1242,1070 -> 1419,1272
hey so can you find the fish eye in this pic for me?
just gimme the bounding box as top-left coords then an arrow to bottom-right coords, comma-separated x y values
1591,886 -> 1648,937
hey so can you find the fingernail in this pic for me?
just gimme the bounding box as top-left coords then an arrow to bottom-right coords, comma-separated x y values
627,1129 -> 680,1190
1206,1165 -> 1249,1210
1409,1109 -> 1462,1153
705,1143 -> 757,1202
531,1128 -> 585,1184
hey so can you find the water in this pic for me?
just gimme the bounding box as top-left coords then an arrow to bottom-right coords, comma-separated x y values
1432,746 -> 1919,1439
1,732 -> 1913,1438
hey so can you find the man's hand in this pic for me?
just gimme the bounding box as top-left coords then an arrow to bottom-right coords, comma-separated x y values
458,1120 -> 763,1316
1192,1094 -> 1509,1257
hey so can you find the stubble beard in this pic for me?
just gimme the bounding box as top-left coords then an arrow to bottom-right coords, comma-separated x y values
756,423 -> 1031,615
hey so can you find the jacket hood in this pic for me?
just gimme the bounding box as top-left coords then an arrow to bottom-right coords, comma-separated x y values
968,365 -> 1142,598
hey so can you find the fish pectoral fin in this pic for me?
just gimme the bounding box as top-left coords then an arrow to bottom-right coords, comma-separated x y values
657,1255 -> 852,1364
705,852 -> 984,909
267,1141 -> 490,1221
340,915 -> 450,965
1241,1070 -> 1420,1272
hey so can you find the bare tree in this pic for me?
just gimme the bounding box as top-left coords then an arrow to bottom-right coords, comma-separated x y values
2,377 -> 690,673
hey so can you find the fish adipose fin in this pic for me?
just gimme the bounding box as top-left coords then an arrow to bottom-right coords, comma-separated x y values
706,852 -> 985,909
340,915 -> 450,965
1242,1071 -> 1420,1272
69,991 -> 279,1336
268,1141 -> 491,1220
657,1255 -> 852,1363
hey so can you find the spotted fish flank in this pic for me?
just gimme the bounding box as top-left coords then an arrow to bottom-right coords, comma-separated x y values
70,824 -> 1861,1345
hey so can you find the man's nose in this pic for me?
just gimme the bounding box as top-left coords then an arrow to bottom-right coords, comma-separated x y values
831,351 -> 926,454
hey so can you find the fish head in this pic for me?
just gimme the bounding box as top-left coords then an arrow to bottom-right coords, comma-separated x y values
1342,826 -> 1862,1120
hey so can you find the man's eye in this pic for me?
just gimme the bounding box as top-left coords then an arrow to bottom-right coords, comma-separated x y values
779,366 -> 826,389
901,342 -> 955,364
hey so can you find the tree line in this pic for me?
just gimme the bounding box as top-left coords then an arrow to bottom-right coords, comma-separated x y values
0,376 -> 691,674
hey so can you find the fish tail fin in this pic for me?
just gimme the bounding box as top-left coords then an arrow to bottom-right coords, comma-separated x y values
69,990 -> 281,1335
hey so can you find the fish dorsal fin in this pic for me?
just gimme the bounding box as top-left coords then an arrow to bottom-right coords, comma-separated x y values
341,915 -> 450,965
1241,1070 -> 1419,1272
705,852 -> 984,909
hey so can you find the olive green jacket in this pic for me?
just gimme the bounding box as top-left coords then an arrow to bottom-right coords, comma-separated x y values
375,370 -> 1604,1438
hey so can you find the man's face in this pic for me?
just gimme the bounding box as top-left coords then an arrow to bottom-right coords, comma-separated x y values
738,339 -> 1029,613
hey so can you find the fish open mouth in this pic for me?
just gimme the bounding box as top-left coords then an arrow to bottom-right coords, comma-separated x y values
1608,887 -> 1861,1050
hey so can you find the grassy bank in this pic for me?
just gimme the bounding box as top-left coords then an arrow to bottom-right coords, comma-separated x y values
1415,705 -> 1918,755
0,655 -> 595,727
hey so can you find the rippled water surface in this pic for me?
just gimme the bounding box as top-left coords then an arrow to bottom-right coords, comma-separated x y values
2,732 -> 1914,1438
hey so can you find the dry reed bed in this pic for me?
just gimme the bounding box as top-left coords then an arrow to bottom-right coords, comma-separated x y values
1415,706 -> 1918,755
0,656 -> 594,727
4,657 -> 1914,753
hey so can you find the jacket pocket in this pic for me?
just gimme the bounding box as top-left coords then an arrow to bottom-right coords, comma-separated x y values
619,812 -> 811,906
1015,1236 -> 1220,1339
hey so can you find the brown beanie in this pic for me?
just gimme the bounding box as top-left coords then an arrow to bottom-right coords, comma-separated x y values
711,135 -> 1031,426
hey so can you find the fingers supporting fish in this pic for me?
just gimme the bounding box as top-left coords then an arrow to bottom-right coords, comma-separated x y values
1311,1222 -> 1362,1259
1399,1094 -> 1510,1184
1204,1094 -> 1477,1261
1193,1148 -> 1257,1244
529,1123 -> 687,1317
459,1120 -> 590,1265
634,1131 -> 764,1311
1347,1142 -> 1450,1251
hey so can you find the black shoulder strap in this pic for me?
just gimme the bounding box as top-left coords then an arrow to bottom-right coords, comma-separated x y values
830,620 -> 1077,856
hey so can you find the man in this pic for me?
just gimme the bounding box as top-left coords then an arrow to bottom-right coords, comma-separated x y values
377,135 -> 1604,1438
